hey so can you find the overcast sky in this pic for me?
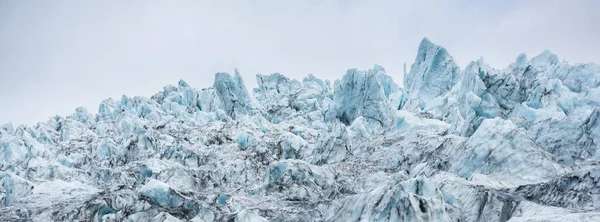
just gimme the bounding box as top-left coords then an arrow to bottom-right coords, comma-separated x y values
1,0 -> 599,125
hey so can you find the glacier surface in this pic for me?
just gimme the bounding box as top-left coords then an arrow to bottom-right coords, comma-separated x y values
2,38 -> 600,221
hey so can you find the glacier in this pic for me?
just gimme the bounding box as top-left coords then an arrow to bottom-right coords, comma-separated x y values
1,38 -> 600,222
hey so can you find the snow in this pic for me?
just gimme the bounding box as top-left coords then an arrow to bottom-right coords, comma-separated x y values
1,37 -> 600,221
395,110 -> 450,134
509,201 -> 600,222
234,209 -> 268,222
150,212 -> 182,222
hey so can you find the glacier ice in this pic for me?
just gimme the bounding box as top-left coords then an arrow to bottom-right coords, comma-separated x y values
213,69 -> 255,119
310,121 -> 351,164
276,132 -> 309,159
402,38 -> 461,112
331,66 -> 396,129
138,179 -> 186,208
326,177 -> 449,222
265,160 -> 336,201
2,37 -> 600,221
448,118 -> 567,187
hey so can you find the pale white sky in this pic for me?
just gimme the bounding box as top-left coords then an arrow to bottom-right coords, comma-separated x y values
1,0 -> 599,125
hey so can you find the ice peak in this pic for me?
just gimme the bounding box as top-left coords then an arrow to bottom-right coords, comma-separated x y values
516,53 -> 528,66
373,64 -> 385,73
1,122 -> 14,134
402,37 -> 460,111
213,71 -> 254,118
418,37 -> 435,50
531,50 -> 559,66
412,37 -> 456,71
177,79 -> 190,88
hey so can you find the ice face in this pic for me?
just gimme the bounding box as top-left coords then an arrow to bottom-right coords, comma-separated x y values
448,118 -> 567,186
276,132 -> 309,159
253,72 -> 331,124
332,66 -> 395,128
402,38 -> 461,112
254,73 -> 304,123
513,167 -> 600,210
213,70 -> 255,119
373,64 -> 401,99
0,173 -> 33,207
325,177 -> 450,222
310,121 -> 350,164
2,38 -> 600,221
137,179 -> 184,208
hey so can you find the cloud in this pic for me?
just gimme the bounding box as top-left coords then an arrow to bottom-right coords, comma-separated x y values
0,0 -> 599,125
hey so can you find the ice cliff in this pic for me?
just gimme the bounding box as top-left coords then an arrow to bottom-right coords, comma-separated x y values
2,38 -> 600,222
